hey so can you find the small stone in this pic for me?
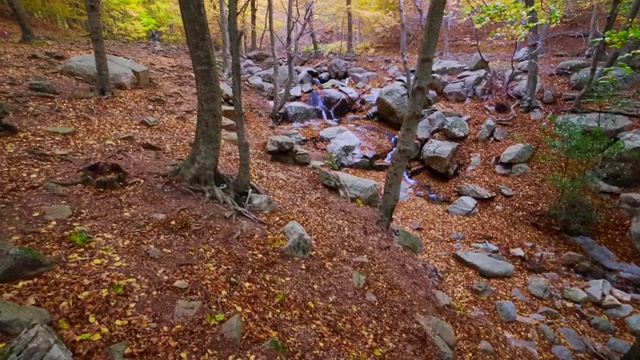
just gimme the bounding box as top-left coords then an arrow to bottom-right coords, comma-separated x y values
140,116 -> 158,127
454,251 -> 514,278
173,300 -> 202,322
43,204 -> 73,220
472,242 -> 499,253
147,247 -> 162,259
538,306 -> 560,319
551,345 -> 574,360
589,316 -> 616,334
561,252 -> 587,267
46,126 -> 75,134
611,288 -> 631,302
516,315 -> 536,325
562,287 -> 588,304
496,300 -> 517,322
607,337 -> 632,353
604,304 -> 634,318
510,163 -> 531,176
510,248 -> 525,258
527,276 -> 550,299
434,290 -> 452,307
394,228 -> 423,254
625,314 -> 640,336
365,292 -> 377,302
220,314 -> 243,343
415,315 -> 457,348
539,324 -> 560,344
281,221 -> 313,258
479,340 -> 495,355
472,281 -> 494,297
493,127 -> 508,141
353,255 -> 369,264
353,271 -> 366,289
558,328 -> 586,353
512,287 -> 531,303
173,280 -> 188,289
107,341 -> 129,360
602,294 -> 622,309
529,313 -> 546,321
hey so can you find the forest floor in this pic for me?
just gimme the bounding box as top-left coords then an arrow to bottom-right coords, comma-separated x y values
1,13 -> 640,360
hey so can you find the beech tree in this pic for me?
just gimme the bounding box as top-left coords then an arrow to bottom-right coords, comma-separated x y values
399,0 -> 411,90
7,0 -> 36,42
346,0 -> 354,55
84,0 -> 112,96
521,0 -> 540,112
250,0 -> 257,50
603,0 -> 640,68
218,0 -> 231,77
378,0 -> 447,229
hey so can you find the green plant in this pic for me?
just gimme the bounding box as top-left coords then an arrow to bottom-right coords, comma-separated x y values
69,228 -> 91,246
267,338 -> 286,354
111,284 -> 125,295
205,313 -> 225,325
325,153 -> 340,171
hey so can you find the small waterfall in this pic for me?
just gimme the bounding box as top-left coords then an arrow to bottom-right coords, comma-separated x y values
308,79 -> 335,120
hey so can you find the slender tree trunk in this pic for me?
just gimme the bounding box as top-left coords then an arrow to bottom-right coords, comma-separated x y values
218,0 -> 231,77
573,0 -> 622,110
275,0 -> 296,110
228,0 -> 251,194
7,0 -> 36,43
178,0 -> 224,187
604,0 -> 640,68
412,0 -> 426,28
378,0 -> 447,229
443,14 -> 451,55
267,0 -> 281,121
250,0 -> 257,50
522,0 -> 540,111
622,337 -> 640,360
309,7 -> 319,50
399,0 -> 411,90
84,0 -> 112,96
346,0 -> 354,55
588,3 -> 599,43
259,5 -> 269,49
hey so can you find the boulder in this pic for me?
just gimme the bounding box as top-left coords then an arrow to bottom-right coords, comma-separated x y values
281,221 -> 313,258
457,184 -> 495,199
496,301 -> 517,322
421,139 -> 459,175
527,277 -> 550,299
28,80 -> 58,95
0,243 -> 55,283
0,300 -> 51,335
556,59 -> 590,75
245,50 -> 271,62
469,53 -> 489,71
599,130 -> 640,187
376,82 -> 409,126
433,60 -> 467,76
415,315 -> 457,348
278,102 -> 323,122
454,251 -> 515,278
328,58 -> 348,79
326,130 -> 362,167
394,228 -> 422,254
499,143 -> 534,164
247,194 -> 277,213
61,54 -> 149,89
220,314 -> 243,344
631,215 -> 640,253
619,193 -> 640,215
266,136 -> 295,153
2,324 -> 73,360
319,170 -> 379,207
562,287 -> 588,304
570,67 -> 640,91
556,113 -> 631,138
442,117 -> 470,140
321,89 -> 354,118
476,119 -> 496,142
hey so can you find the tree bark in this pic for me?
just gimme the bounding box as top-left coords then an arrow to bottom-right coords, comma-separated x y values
346,0 -> 354,55
267,0 -> 281,121
259,4 -> 269,49
84,0 -> 112,96
378,0 -> 447,229
399,0 -> 411,91
250,0 -> 257,50
412,0 -> 426,28
227,0 -> 251,194
522,0 -> 540,111
588,2 -> 599,43
604,0 -> 640,68
309,6 -> 319,50
573,0 -> 622,110
178,0 -> 224,188
218,0 -> 231,77
7,0 -> 35,43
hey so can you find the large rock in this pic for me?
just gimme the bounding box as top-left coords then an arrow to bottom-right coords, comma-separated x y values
278,102 -> 323,122
266,136 -> 295,153
281,221 -> 313,258
220,314 -> 243,344
571,67 -> 640,91
61,54 -> 149,89
442,117 -> 470,139
321,89 -> 354,118
556,59 -> 590,75
600,130 -> 640,187
631,216 -> 640,253
394,228 -> 422,254
415,315 -> 457,348
527,277 -> 550,299
2,324 -> 73,360
376,82 -> 408,126
556,113 -> 631,138
245,50 -> 271,62
0,242 -> 55,283
469,53 -> 489,71
319,170 -> 379,207
0,300 -> 51,335
458,184 -> 495,199
447,197 -> 478,216
328,58 -> 348,79
326,130 -> 363,167
496,301 -> 517,322
476,119 -> 496,142
433,60 -> 467,76
619,193 -> 640,215
454,251 -> 515,278
421,139 -> 459,175
499,143 -> 534,164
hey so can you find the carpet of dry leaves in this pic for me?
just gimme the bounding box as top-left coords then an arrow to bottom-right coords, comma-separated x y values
0,13 -> 639,360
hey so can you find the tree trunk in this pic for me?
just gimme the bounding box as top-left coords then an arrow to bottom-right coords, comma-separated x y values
250,0 -> 257,50
309,6 -> 319,50
412,0 -> 426,28
378,0 -> 447,229
588,3 -> 599,43
346,0 -> 354,55
227,0 -> 251,194
622,337 -> 640,360
259,5 -> 269,49
573,0 -> 622,110
443,14 -> 452,55
522,0 -> 540,112
399,0 -> 411,91
178,0 -> 224,188
7,0 -> 35,43
84,0 -> 112,96
218,0 -> 231,77
604,0 -> 640,68
267,0 -> 281,121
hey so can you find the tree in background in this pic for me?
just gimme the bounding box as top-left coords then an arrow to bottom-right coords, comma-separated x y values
84,0 -> 112,96
378,0 -> 447,229
250,0 -> 257,50
7,0 -> 36,42
346,0 -> 354,55
603,0 -> 640,68
521,0 -> 540,112
218,0 -> 231,77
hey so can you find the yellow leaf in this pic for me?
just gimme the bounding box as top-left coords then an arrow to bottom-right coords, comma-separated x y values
92,259 -> 102,265
235,305 -> 242,312
78,291 -> 90,299
58,319 -> 70,329
113,261 -> 123,267
0,343 -> 5,349
100,327 -> 109,334
89,315 -> 96,324
90,333 -> 101,341
11,236 -> 20,241
373,348 -> 382,356
32,212 -> 40,217
307,301 -> 315,308
180,351 -> 188,359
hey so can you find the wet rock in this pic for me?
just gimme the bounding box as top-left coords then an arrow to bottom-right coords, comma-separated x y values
319,170 -> 379,207
500,143 -> 535,164
590,316 -> 615,334
393,228 -> 422,254
527,276 -> 550,299
0,299 -> 51,335
551,345 -> 574,360
496,301 -> 517,322
558,328 -> 586,353
562,287 -> 588,304
422,139 -> 459,176
321,88 -> 355,118
605,304 -> 634,318
447,197 -> 478,216
539,324 -> 560,344
2,324 -> 73,360
442,117 -> 470,140
458,184 -> 496,199
625,314 -> 640,336
281,221 -> 313,258
607,337 -> 631,353
173,300 -> 202,322
220,314 -> 243,344
454,251 -> 514,278
416,314 -> 457,348
556,113 -> 631,138
278,102 -> 323,122
476,119 -> 496,142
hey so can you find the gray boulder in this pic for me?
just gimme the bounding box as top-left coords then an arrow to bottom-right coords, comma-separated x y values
245,50 -> 271,62
28,80 -> 58,95
448,197 -> 478,216
0,300 -> 51,335
394,228 -> 422,254
247,194 -> 277,213
619,193 -> 640,215
631,216 -> 640,253
278,102 -> 323,122
556,113 -> 631,138
476,119 -> 496,141
0,243 -> 55,283
562,287 -> 588,304
319,170 -> 379,207
376,82 -> 408,126
469,53 -> 489,71
61,54 -> 149,89
266,136 -> 295,153
496,301 -> 517,322
527,276 -> 550,299
570,67 -> 640,91
457,184 -> 496,199
454,251 -> 515,278
2,324 -> 73,360
556,59 -> 590,75
220,314 -> 243,344
415,315 -> 457,348
599,130 -> 640,187
328,58 -> 348,79
281,221 -> 313,258
421,139 -> 459,175
326,130 -> 362,167
590,316 -> 615,334
442,117 -> 470,139
499,143 -> 534,164
433,60 -> 467,76
558,328 -> 586,353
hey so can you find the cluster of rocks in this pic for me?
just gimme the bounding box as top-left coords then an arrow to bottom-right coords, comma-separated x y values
556,58 -> 640,93
61,54 -> 150,89
265,133 -> 311,166
494,143 -> 535,177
